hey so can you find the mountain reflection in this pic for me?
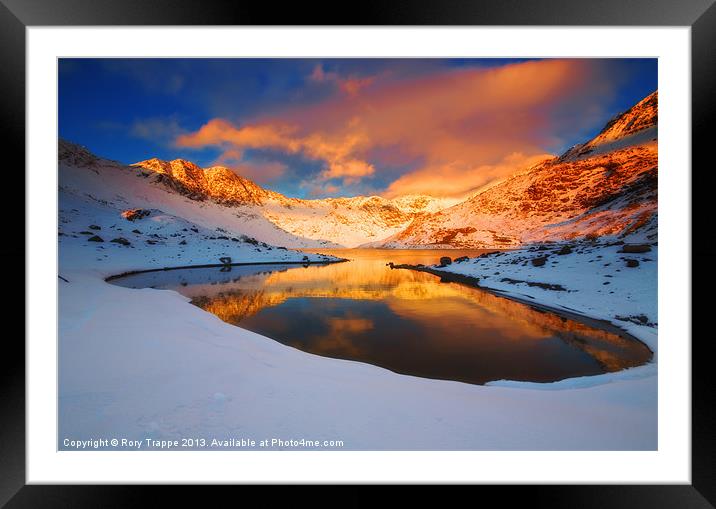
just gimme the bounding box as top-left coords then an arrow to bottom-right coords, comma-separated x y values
159,249 -> 652,384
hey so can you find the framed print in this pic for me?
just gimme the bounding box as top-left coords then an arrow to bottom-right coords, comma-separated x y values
4,0 -> 714,503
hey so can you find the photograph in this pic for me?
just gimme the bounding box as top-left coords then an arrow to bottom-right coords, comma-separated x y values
57,57 -> 659,452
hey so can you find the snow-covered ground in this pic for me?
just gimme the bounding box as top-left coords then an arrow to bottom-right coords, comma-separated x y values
59,190 -> 337,277
59,194 -> 657,449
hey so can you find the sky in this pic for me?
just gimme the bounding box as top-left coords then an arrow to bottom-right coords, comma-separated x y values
59,58 -> 657,200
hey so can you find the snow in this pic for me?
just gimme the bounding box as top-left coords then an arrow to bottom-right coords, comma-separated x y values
59,267 -> 657,451
59,193 -> 657,449
57,139 -> 657,451
58,189 -> 337,277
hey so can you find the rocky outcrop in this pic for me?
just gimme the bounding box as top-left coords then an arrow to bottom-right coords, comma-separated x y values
121,209 -> 151,221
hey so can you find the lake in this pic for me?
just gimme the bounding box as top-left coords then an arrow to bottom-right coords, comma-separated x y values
111,249 -> 652,385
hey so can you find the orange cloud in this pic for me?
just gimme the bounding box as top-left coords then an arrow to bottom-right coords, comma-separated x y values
235,161 -> 287,184
207,148 -> 287,184
177,119 -> 298,151
177,119 -> 374,185
339,76 -> 374,97
176,59 -> 615,197
383,152 -> 553,199
309,64 -> 375,97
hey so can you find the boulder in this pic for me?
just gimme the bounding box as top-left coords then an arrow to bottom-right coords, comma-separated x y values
87,235 -> 104,242
619,244 -> 652,254
110,237 -> 131,246
556,245 -> 573,255
439,256 -> 452,266
121,208 -> 151,221
531,256 -> 548,267
219,257 -> 232,265
454,256 -> 469,263
88,225 -> 101,230
625,259 -> 640,268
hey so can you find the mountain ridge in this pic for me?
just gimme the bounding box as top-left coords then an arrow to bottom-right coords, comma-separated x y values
369,91 -> 658,248
59,90 -> 658,249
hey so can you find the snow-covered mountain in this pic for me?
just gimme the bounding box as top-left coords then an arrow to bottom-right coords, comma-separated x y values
126,157 -> 456,248
371,91 -> 658,248
59,140 -> 455,248
59,91 -> 657,250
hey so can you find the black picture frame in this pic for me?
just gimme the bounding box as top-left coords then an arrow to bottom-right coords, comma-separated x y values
3,0 -> 713,504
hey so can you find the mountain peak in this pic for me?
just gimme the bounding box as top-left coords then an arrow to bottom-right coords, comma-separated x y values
560,91 -> 658,161
131,157 -> 269,206
594,91 -> 657,143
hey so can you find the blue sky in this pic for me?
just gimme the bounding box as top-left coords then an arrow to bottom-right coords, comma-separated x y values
59,58 -> 657,199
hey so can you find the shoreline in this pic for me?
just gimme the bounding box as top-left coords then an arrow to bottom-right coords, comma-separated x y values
105,253 -> 654,360
104,258 -> 349,282
392,263 -> 655,357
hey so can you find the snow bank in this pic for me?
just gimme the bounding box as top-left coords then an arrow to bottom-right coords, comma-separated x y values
59,269 -> 657,451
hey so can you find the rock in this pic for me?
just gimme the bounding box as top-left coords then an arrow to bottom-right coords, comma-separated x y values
179,240 -> 187,245
556,245 -> 573,255
531,256 -> 548,267
219,257 -> 232,265
625,259 -> 640,268
302,255 -> 310,261
616,314 -> 651,326
454,256 -> 469,263
439,256 -> 452,266
121,208 -> 151,221
132,229 -> 142,234
88,224 -> 101,230
110,237 -> 131,246
619,244 -> 652,253
88,235 -> 104,242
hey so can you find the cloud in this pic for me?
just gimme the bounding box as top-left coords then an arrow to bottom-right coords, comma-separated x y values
303,182 -> 342,198
308,64 -> 375,97
176,59 -> 618,197
339,77 -> 374,97
177,119 -> 374,185
383,152 -> 553,199
130,116 -> 186,144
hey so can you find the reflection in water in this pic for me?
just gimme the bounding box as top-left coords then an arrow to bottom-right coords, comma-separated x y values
113,249 -> 652,385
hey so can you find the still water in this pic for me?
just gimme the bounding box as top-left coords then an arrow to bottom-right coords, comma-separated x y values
112,249 -> 652,385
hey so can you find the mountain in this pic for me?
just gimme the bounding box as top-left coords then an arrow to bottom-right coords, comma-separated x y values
129,158 -> 454,247
132,158 -> 272,206
559,91 -> 657,161
59,91 -> 657,250
371,92 -> 658,248
60,141 -> 454,249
